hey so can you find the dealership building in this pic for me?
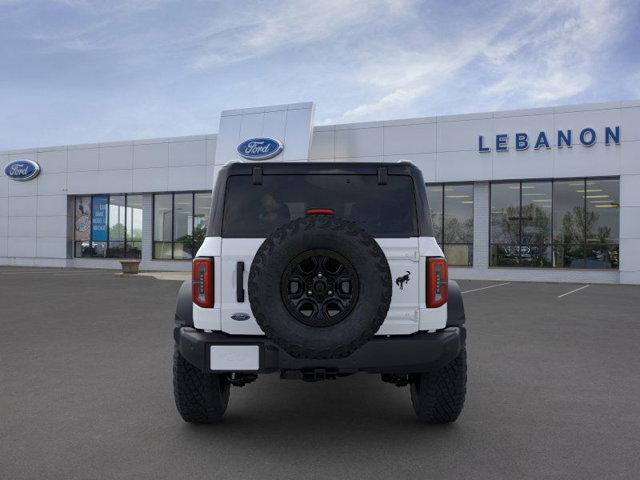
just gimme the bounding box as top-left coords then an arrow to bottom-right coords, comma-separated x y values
1,100 -> 639,284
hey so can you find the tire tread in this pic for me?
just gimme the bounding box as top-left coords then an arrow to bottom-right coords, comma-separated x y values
410,346 -> 467,424
173,348 -> 230,423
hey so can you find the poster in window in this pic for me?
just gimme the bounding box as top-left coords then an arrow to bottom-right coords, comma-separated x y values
74,196 -> 91,241
91,195 -> 108,242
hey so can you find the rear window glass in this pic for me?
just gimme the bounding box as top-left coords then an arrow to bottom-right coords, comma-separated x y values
222,174 -> 418,237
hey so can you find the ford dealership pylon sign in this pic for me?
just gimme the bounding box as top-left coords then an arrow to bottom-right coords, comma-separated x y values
4,159 -> 41,181
237,138 -> 283,160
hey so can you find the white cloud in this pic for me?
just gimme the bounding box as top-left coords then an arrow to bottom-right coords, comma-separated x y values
190,0 -> 413,69
335,0 -> 625,122
481,0 -> 621,105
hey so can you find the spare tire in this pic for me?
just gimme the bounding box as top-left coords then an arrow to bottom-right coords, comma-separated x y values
248,215 -> 392,359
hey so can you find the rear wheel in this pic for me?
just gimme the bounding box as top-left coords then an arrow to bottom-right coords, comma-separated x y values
173,348 -> 230,423
409,345 -> 467,424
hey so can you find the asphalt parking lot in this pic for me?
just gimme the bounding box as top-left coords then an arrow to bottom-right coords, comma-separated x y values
1,268 -> 639,480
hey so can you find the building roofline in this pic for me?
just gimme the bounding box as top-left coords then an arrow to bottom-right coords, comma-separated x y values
2,98 -> 638,154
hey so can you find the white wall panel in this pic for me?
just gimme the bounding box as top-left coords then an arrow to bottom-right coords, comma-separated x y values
8,217 -> 36,237
492,144 -> 554,180
214,113 -> 243,165
97,169 -> 133,193
99,144 -> 133,170
620,140 -> 640,175
334,127 -> 382,158
206,138 -> 217,165
239,112 -> 265,140
383,123 -> 436,155
7,237 -> 36,257
437,150 -> 492,182
8,196 -> 37,216
67,171 -> 102,195
167,165 -> 208,191
620,174 -> 640,206
620,206 -> 640,238
619,238 -> 640,270
133,167 -> 169,192
36,149 -> 67,173
36,237 -> 67,258
8,178 -> 37,196
37,215 -> 67,237
134,142 -> 169,169
553,142 -> 620,178
309,130 -> 335,160
620,107 -> 640,142
0,166 -> 7,196
438,118 -> 493,152
334,155 -> 382,163
169,140 -> 206,167
282,106 -> 315,162
37,195 -> 67,217
262,110 -> 287,143
37,172 -> 67,195
68,147 -> 99,172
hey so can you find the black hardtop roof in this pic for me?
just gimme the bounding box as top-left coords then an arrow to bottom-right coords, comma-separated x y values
208,160 -> 433,237
220,161 -> 424,178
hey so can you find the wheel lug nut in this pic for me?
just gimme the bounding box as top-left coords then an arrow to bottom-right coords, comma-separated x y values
317,273 -> 323,278
307,290 -> 313,295
328,290 -> 333,295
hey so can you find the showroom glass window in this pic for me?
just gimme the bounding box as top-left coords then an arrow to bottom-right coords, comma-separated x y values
490,178 -> 619,269
426,183 -> 473,266
152,192 -> 212,259
74,194 -> 143,258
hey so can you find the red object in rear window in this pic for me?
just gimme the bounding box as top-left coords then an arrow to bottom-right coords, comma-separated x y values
192,258 -> 214,308
426,257 -> 448,308
305,208 -> 335,215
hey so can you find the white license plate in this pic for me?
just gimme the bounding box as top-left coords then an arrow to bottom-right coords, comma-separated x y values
210,345 -> 259,371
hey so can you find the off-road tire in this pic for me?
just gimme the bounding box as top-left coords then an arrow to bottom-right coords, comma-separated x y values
409,344 -> 467,423
173,347 -> 230,423
248,215 -> 392,359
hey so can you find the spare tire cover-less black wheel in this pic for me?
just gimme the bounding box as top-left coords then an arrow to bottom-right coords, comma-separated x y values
248,215 -> 392,359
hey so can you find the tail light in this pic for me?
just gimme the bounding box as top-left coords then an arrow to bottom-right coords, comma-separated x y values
192,258 -> 214,308
426,257 -> 448,308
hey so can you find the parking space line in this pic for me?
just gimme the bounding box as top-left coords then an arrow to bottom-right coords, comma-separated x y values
557,284 -> 590,298
461,282 -> 511,294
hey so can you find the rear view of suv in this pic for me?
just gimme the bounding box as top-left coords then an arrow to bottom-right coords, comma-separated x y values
173,162 -> 466,423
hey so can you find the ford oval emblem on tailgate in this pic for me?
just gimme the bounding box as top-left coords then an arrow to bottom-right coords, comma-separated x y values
231,313 -> 251,321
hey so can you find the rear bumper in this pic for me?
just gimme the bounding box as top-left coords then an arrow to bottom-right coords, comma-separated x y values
175,326 -> 465,375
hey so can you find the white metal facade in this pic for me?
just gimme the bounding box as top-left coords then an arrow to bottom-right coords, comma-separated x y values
1,100 -> 639,284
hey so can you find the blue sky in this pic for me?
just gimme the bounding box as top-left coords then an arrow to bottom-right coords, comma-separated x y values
1,0 -> 639,150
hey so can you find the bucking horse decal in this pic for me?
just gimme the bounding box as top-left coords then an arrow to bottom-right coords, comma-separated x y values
395,271 -> 411,290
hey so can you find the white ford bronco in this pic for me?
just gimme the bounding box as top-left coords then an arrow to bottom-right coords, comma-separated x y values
173,161 -> 467,423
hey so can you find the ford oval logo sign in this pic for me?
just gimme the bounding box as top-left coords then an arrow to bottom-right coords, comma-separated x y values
231,313 -> 251,321
237,137 -> 283,160
4,159 -> 41,182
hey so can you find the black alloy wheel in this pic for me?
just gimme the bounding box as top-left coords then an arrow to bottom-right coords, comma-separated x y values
281,249 -> 359,327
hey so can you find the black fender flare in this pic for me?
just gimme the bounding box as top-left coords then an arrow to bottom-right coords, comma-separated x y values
175,280 -> 194,328
446,280 -> 465,326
